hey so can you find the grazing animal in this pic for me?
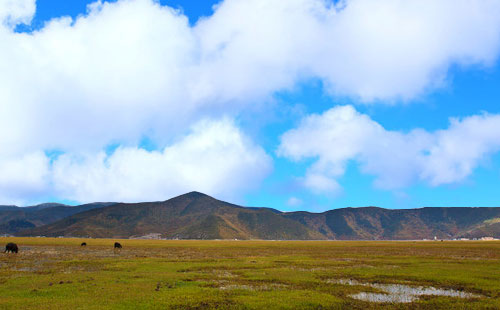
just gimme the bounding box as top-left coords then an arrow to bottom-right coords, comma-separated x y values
114,242 -> 122,249
81,242 -> 87,247
4,242 -> 18,253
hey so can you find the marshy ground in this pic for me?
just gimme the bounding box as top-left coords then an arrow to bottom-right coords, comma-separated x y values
0,238 -> 499,309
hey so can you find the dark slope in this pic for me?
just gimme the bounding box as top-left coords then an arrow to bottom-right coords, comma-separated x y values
284,207 -> 500,240
0,202 -> 115,234
20,192 -> 323,239
0,205 -> 19,212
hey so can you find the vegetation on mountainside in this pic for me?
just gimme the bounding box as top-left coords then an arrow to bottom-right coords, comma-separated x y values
14,192 -> 500,240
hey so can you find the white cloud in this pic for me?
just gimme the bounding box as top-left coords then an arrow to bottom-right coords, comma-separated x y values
0,0 -> 35,28
286,196 -> 303,207
303,172 -> 343,195
0,119 -> 271,204
1,0 -> 500,203
422,114 -> 500,185
0,0 -> 197,156
278,106 -> 500,193
314,0 -> 500,101
194,0 -> 500,102
0,152 -> 50,204
1,0 -> 500,155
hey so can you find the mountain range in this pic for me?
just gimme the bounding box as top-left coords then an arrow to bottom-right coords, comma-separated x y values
2,192 -> 499,240
0,202 -> 115,234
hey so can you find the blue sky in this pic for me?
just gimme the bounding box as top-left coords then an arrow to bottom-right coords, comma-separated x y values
2,0 -> 500,211
17,0 -> 217,29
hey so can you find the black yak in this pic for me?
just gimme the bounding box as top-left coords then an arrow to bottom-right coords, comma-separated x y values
114,242 -> 122,249
81,242 -> 87,246
4,242 -> 18,253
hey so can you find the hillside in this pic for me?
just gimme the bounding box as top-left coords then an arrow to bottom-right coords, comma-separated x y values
13,192 -> 500,240
20,192 -> 323,240
0,203 -> 115,234
284,207 -> 500,240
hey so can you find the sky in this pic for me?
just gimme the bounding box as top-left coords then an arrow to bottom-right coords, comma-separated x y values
1,0 -> 500,211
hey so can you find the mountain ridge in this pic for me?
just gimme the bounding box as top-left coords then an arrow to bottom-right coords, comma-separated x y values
0,202 -> 116,234
7,192 -> 500,240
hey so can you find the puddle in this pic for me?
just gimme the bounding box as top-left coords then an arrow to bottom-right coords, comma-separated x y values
219,283 -> 288,291
328,279 -> 481,303
220,284 -> 255,291
291,267 -> 328,272
351,292 -> 417,303
212,270 -> 237,278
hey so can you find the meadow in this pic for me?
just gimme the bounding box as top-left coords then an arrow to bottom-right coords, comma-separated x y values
0,237 -> 499,309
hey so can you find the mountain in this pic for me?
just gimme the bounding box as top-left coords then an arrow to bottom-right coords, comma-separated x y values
0,205 -> 19,212
0,202 -> 115,234
14,192 -> 500,240
284,207 -> 500,240
19,192 -> 322,239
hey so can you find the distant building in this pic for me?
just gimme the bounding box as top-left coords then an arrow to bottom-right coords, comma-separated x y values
130,233 -> 162,240
481,237 -> 495,241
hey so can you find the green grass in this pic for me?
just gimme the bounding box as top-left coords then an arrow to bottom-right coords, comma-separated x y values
0,238 -> 499,309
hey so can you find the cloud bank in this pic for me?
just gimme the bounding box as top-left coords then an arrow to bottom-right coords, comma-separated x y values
278,106 -> 500,194
0,119 -> 271,204
1,0 -> 500,203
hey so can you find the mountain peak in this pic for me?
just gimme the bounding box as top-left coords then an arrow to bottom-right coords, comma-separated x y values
27,203 -> 68,210
176,191 -> 213,200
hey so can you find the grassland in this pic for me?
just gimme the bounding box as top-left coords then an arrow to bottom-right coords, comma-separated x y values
0,238 -> 499,309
